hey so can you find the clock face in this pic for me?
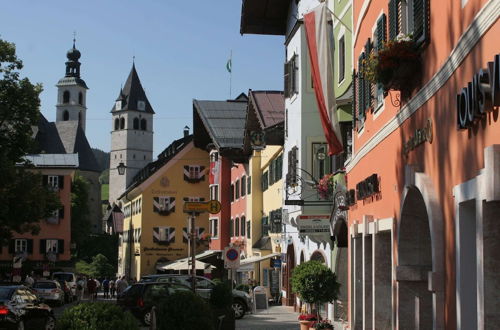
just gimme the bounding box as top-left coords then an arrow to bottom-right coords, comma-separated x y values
115,101 -> 122,110
137,100 -> 145,111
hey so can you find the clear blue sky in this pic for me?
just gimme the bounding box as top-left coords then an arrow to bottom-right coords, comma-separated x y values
1,0 -> 284,156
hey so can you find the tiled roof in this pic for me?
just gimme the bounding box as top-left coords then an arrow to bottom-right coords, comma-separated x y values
111,64 -> 155,114
249,90 -> 284,129
193,96 -> 248,149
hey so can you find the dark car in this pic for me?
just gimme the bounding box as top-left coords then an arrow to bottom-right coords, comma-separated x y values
140,274 -> 252,319
116,282 -> 191,326
0,285 -> 55,330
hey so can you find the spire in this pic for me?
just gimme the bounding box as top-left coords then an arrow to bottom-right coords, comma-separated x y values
65,35 -> 81,78
111,64 -> 155,113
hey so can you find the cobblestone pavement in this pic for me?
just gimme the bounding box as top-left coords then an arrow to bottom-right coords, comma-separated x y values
236,305 -> 300,330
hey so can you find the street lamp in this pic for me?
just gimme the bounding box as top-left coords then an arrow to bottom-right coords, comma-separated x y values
117,162 -> 126,175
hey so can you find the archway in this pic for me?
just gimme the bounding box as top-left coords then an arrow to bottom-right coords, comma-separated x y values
284,243 -> 295,307
397,186 -> 432,329
310,250 -> 326,263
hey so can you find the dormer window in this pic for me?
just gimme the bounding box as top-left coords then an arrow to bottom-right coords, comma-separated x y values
115,101 -> 122,110
138,100 -> 145,111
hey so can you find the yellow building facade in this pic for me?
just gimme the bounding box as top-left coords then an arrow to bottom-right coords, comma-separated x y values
117,138 -> 210,280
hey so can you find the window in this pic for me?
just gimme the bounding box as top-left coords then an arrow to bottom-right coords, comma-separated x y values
46,239 -> 59,253
114,118 -> 119,130
120,117 -> 125,129
210,152 -> 219,162
138,100 -> 145,111
210,185 -> 219,202
286,147 -> 298,188
63,91 -> 70,104
187,166 -> 201,180
247,176 -> 252,195
63,110 -> 69,121
339,36 -> 345,82
284,54 -> 298,98
210,219 -> 219,238
133,117 -> 139,129
48,176 -> 59,189
269,161 -> 275,186
241,216 -> 246,237
78,92 -> 83,105
141,118 -> 147,131
153,227 -> 175,244
235,218 -> 240,236
241,176 -> 246,197
230,184 -> 234,202
374,14 -> 387,108
115,101 -> 122,110
235,180 -> 240,199
262,216 -> 269,236
230,219 -> 234,237
262,171 -> 269,191
247,221 -> 251,238
15,239 -> 27,253
389,0 -> 429,45
312,143 -> 331,180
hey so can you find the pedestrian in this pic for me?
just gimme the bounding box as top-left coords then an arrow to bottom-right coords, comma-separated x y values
102,278 -> 110,299
109,279 -> 116,298
76,277 -> 84,302
24,273 -> 34,287
94,278 -> 100,300
87,278 -> 96,301
116,276 -> 128,296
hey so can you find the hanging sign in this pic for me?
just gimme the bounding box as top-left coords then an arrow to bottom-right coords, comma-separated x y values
297,215 -> 331,237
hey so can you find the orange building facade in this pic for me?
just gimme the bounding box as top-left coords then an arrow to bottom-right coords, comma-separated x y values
348,0 -> 499,329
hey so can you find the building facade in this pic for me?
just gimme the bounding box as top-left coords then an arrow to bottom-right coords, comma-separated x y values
349,0 -> 500,329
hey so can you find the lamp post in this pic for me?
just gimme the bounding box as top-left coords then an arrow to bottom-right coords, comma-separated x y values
117,162 -> 126,175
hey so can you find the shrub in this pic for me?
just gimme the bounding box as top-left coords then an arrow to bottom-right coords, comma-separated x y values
56,302 -> 138,330
156,290 -> 214,330
210,281 -> 233,308
235,284 -> 250,293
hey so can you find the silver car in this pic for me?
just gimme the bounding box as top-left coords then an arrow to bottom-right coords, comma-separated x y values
32,280 -> 65,306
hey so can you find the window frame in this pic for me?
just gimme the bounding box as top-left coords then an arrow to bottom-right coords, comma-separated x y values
338,35 -> 346,83
210,218 -> 219,238
15,239 -> 27,253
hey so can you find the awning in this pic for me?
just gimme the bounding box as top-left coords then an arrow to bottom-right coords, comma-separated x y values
157,260 -> 215,271
240,253 -> 280,266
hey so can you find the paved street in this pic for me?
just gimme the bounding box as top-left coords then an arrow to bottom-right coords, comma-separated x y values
236,305 -> 300,330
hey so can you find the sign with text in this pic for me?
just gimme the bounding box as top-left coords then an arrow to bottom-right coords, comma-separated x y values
297,215 -> 331,237
183,200 -> 221,214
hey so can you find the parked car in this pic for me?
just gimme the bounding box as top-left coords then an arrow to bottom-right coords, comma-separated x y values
32,281 -> 65,306
55,280 -> 72,303
0,285 -> 55,329
117,281 -> 191,326
140,274 -> 252,319
51,272 -> 77,300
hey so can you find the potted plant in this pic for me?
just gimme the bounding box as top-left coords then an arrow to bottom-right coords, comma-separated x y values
316,174 -> 335,200
291,260 -> 340,328
298,313 -> 319,330
362,34 -> 421,96
314,319 -> 334,330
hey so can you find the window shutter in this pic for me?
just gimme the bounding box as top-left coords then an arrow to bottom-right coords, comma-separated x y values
27,239 -> 33,254
353,70 -> 357,129
40,239 -> 47,254
58,240 -> 64,254
358,55 -> 365,120
58,176 -> 64,189
247,176 -> 251,195
413,0 -> 429,45
389,0 -> 399,41
376,14 -> 387,51
364,39 -> 372,110
59,206 -> 65,219
8,240 -> 15,254
291,55 -> 298,95
42,175 -> 48,186
284,61 -> 290,98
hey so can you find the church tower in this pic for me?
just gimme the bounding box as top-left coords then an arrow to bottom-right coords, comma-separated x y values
109,64 -> 155,205
56,39 -> 88,131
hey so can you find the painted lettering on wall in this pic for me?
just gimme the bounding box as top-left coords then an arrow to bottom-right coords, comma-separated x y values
356,174 -> 379,200
457,54 -> 500,129
403,118 -> 433,155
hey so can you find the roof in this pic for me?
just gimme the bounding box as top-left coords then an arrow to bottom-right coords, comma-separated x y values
111,64 -> 154,114
56,76 -> 88,89
23,154 -> 79,168
248,90 -> 284,129
119,135 -> 193,199
240,252 -> 280,265
240,0 -> 291,35
252,236 -> 272,250
193,95 -> 248,150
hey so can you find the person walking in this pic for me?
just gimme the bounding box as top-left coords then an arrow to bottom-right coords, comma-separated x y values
87,278 -> 96,301
116,276 -> 128,296
24,273 -> 34,287
109,279 -> 116,298
102,278 -> 110,299
76,277 -> 85,302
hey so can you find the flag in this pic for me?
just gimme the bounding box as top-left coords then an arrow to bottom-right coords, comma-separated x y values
304,3 -> 343,156
226,58 -> 232,73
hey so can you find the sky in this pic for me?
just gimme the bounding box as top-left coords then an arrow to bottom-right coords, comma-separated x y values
0,0 -> 284,156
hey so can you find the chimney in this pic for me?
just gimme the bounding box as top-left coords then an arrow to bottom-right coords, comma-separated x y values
183,126 -> 190,137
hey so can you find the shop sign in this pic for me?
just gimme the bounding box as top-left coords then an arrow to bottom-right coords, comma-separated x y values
270,257 -> 282,268
456,54 -> 500,129
297,215 -> 331,237
356,174 -> 379,200
403,118 -> 433,156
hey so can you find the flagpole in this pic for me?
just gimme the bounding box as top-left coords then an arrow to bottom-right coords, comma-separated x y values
229,50 -> 232,99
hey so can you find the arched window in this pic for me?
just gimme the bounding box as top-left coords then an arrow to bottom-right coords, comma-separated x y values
114,118 -> 119,130
133,117 -> 139,130
235,218 -> 240,236
78,92 -> 83,105
63,110 -> 69,121
140,118 -> 147,131
120,117 -> 125,129
63,91 -> 70,104
240,216 -> 246,237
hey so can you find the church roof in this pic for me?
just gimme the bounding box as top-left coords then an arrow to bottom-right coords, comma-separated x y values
56,76 -> 88,89
111,64 -> 155,114
34,114 -> 100,172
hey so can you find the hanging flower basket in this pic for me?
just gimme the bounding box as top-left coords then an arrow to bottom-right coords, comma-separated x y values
316,174 -> 335,200
362,35 -> 421,95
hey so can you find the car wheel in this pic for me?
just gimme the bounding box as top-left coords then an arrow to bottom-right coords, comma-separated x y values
17,320 -> 25,330
143,309 -> 152,326
232,300 -> 246,319
45,316 -> 56,330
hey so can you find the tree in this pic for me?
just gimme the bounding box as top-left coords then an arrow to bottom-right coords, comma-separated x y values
75,253 -> 114,278
71,172 -> 91,250
291,260 -> 340,320
0,37 -> 60,244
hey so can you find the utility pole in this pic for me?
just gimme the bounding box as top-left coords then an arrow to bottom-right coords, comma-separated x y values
190,212 -> 196,292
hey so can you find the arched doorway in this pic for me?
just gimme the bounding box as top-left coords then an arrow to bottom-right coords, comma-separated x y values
397,186 -> 432,329
310,250 -> 326,263
284,243 -> 295,307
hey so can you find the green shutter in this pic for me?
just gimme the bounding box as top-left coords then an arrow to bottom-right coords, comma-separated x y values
389,0 -> 399,41
376,14 -> 387,51
364,39 -> 372,111
413,0 -> 429,45
284,61 -> 290,98
358,55 -> 365,120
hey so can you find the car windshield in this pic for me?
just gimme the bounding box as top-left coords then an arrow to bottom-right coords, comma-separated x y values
53,274 -> 73,282
0,288 -> 13,300
33,282 -> 56,289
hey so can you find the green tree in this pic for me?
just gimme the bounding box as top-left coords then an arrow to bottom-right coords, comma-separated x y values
71,172 -> 91,251
0,38 -> 60,243
76,253 -> 114,278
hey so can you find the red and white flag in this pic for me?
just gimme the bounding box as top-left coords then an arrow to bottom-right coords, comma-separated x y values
304,3 -> 343,155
